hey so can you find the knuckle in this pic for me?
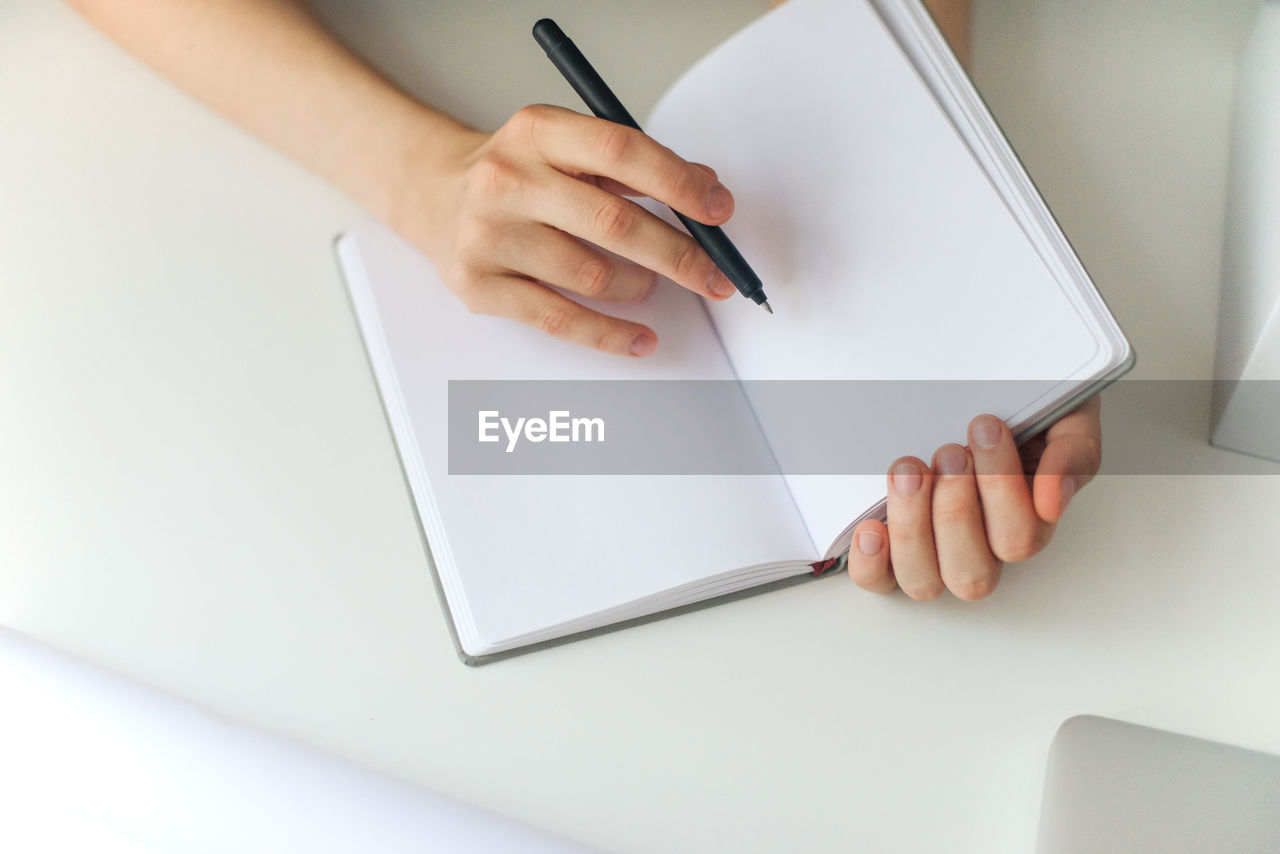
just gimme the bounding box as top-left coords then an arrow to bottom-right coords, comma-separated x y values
627,271 -> 659,304
574,256 -> 614,298
511,103 -> 551,136
948,574 -> 999,602
594,122 -> 634,165
896,527 -> 926,547
666,162 -> 702,202
991,526 -> 1042,564
592,198 -> 638,242
888,524 -> 930,554
470,154 -> 520,198
1082,437 -> 1102,475
901,580 -> 945,601
671,240 -> 707,283
931,489 -> 973,526
452,280 -> 489,316
536,305 -> 573,339
589,327 -> 614,353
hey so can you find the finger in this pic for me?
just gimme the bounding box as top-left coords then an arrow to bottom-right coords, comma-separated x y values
847,519 -> 895,594
930,444 -> 1002,601
593,164 -> 715,198
968,414 -> 1052,563
491,223 -> 656,304
525,106 -> 734,224
593,176 -> 642,196
529,169 -> 736,300
1017,432 -> 1048,476
885,457 -> 943,600
1033,396 -> 1103,523
470,275 -> 657,356
577,171 -> 640,198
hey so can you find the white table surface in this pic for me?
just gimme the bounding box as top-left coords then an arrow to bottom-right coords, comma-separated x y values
2,1 -> 1277,851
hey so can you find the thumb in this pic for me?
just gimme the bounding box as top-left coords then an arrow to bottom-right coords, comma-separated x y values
1032,397 -> 1102,523
1032,431 -> 1101,523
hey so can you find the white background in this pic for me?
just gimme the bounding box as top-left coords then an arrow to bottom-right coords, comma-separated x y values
1,1 -> 1276,851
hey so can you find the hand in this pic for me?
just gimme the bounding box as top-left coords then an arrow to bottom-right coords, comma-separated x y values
67,5 -> 738,359
392,104 -> 739,357
847,395 -> 1103,600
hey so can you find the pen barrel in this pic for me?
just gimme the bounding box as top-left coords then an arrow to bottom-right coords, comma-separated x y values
533,19 -> 641,130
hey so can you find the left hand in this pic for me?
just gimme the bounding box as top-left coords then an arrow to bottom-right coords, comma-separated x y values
846,395 -> 1102,600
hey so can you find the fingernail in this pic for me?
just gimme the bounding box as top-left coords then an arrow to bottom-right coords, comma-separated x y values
935,445 -> 969,476
707,268 -> 735,298
1059,475 -> 1076,510
706,184 -> 733,219
970,415 -> 1002,449
892,462 -> 922,495
857,530 -> 883,557
629,331 -> 657,357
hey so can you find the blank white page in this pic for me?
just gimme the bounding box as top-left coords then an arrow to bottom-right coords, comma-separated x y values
339,223 -> 814,657
646,0 -> 1128,548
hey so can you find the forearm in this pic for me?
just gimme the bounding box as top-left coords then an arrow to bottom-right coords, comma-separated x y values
923,0 -> 971,66
67,0 -> 472,227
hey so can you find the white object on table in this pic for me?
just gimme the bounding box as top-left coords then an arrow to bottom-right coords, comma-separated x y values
1212,0 -> 1280,462
0,626 -> 595,853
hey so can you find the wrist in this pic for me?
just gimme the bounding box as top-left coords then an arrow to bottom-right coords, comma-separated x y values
377,104 -> 485,259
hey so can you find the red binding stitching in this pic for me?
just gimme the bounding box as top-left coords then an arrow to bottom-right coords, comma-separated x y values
809,557 -> 839,576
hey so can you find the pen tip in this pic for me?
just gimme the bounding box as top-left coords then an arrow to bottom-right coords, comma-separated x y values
761,301 -> 773,314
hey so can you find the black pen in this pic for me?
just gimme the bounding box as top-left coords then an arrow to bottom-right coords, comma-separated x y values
532,17 -> 772,314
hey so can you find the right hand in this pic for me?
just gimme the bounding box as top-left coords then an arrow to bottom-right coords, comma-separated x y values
392,104 -> 740,357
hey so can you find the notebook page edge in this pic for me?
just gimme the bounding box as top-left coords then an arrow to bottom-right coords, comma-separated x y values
334,228 -> 486,659
872,0 -> 1134,375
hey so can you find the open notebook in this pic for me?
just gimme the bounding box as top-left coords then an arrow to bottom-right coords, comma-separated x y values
337,0 -> 1132,664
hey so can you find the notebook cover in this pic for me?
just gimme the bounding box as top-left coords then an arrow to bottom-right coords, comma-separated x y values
332,0 -> 1133,665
